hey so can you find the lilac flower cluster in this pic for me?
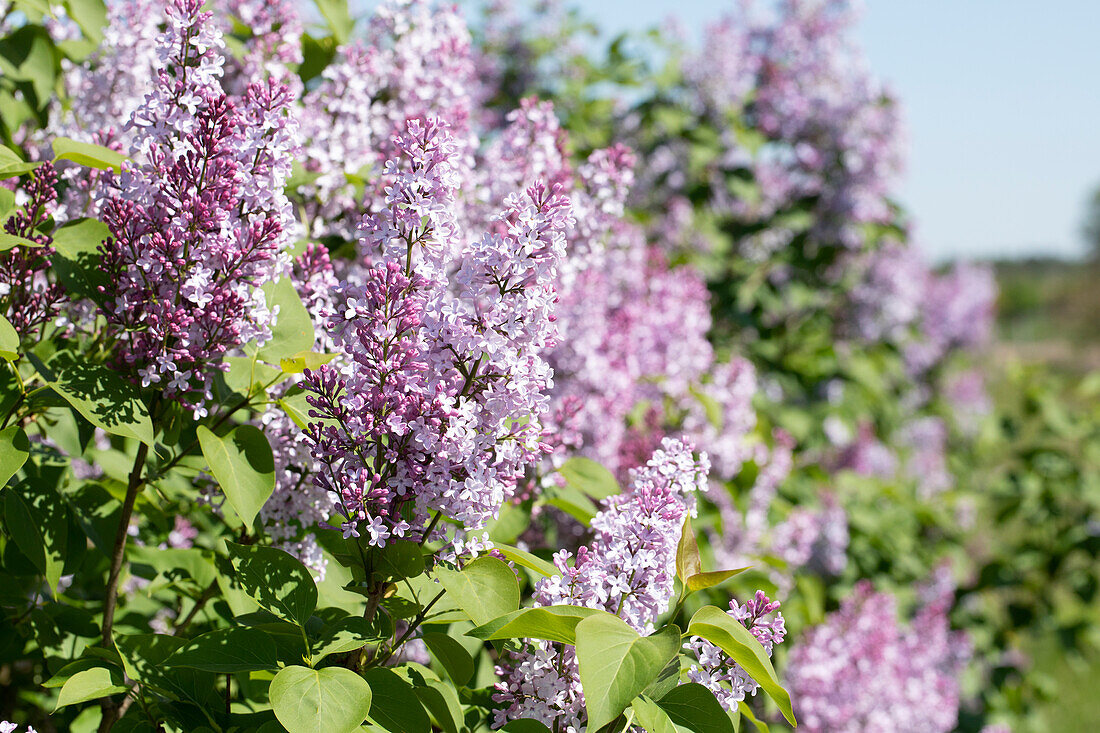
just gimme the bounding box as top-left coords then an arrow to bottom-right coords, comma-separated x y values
297,0 -> 475,240
785,572 -> 970,733
0,164 -> 65,341
493,438 -> 710,730
97,0 -> 296,417
770,495 -> 848,576
685,590 -> 787,710
301,117 -> 571,547
906,261 -> 997,374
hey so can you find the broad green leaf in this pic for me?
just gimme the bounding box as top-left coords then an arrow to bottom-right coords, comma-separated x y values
115,634 -> 221,711
277,390 -> 311,430
491,542 -> 559,578
656,683 -> 736,733
362,667 -> 430,733
52,137 -> 126,172
413,677 -> 464,733
224,356 -> 281,397
0,146 -> 41,177
546,483 -> 598,524
676,516 -> 748,594
737,701 -> 769,733
0,313 -> 20,359
421,632 -> 474,686
51,217 -> 110,304
226,542 -> 317,627
467,605 -> 602,645
65,0 -> 108,44
0,26 -> 56,106
501,721 -> 553,733
279,350 -> 336,374
641,654 -> 683,703
575,615 -> 681,732
54,666 -> 127,709
37,351 -> 153,445
4,481 -> 69,595
0,232 -> 43,252
436,556 -> 519,626
0,187 -> 13,218
311,615 -> 394,662
0,426 -> 30,487
167,627 -> 278,673
374,539 -> 426,582
558,456 -> 621,500
687,606 -> 795,726
198,425 -> 275,527
270,665 -> 372,733
314,0 -> 352,43
631,695 -> 678,733
256,277 -> 315,361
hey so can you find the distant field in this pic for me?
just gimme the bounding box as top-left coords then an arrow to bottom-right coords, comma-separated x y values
993,259 -> 1100,373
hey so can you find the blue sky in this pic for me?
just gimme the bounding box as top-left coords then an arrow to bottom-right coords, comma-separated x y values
575,0 -> 1100,262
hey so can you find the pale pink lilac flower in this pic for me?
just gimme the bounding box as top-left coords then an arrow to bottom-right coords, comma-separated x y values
493,438 -> 710,730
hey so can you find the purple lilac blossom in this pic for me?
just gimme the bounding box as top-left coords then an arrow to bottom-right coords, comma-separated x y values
97,0 -> 296,418
785,570 -> 970,733
1,164 -> 65,342
493,438 -> 710,730
302,117 -> 571,549
685,590 -> 787,710
770,494 -> 848,576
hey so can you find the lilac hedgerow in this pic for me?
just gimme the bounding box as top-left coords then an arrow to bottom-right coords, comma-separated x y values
97,0 -> 296,417
685,590 -> 787,710
220,0 -> 303,93
493,438 -> 710,731
301,116 -> 571,549
785,572 -> 970,733
770,495 -> 848,576
906,261 -> 997,374
0,164 -> 65,342
832,422 -> 898,479
943,367 -> 991,434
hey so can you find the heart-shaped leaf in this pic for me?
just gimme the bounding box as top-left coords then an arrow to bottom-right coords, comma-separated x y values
270,665 -> 372,733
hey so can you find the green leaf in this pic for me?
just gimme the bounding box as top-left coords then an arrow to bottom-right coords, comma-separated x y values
656,683 -> 736,733
546,483 -> 599,524
501,721 -> 553,733
421,632 -> 474,686
115,634 -> 221,711
0,146 -> 41,178
36,351 -> 153,445
362,667 -> 430,733
256,277 -> 315,362
631,695 -> 678,733
226,542 -> 317,627
435,556 -> 519,626
0,313 -> 20,359
279,350 -> 336,374
558,456 -> 621,500
270,665 -> 373,733
491,542 -> 559,578
413,677 -> 464,733
64,0 -> 108,44
574,615 -> 681,732
51,217 -> 110,304
676,516 -> 748,594
737,701 -> 769,733
687,606 -> 795,726
374,539 -> 426,582
311,615 -> 394,662
167,627 -> 279,673
314,0 -> 352,44
198,425 -> 275,528
54,666 -> 128,709
466,605 -> 602,645
52,137 -> 126,172
0,426 -> 30,488
4,481 -> 69,595
223,355 -> 281,397
0,232 -> 44,252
